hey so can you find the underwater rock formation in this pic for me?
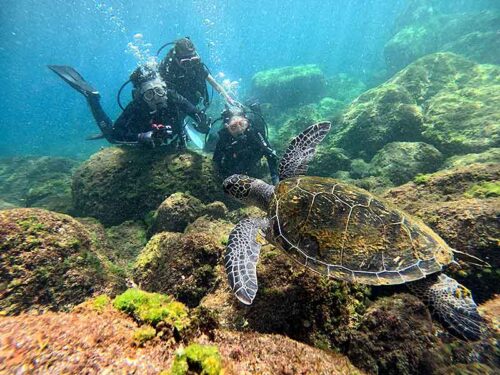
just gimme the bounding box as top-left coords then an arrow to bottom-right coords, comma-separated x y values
72,147 -> 225,226
385,5 -> 500,72
0,208 -> 114,314
368,141 -> 443,185
0,292 -> 362,374
149,192 -> 228,235
330,53 -> 499,160
443,148 -> 500,169
133,231 -> 224,308
251,64 -> 327,109
0,156 -> 78,214
347,293 -> 444,375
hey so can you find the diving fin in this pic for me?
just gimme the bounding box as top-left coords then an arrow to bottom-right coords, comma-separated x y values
48,65 -> 100,98
86,133 -> 105,141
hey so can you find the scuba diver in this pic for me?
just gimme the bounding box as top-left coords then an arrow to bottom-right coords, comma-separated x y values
157,37 -> 237,110
48,64 -> 209,149
212,104 -> 279,185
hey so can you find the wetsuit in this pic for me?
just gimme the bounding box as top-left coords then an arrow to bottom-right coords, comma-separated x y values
213,123 -> 279,184
87,89 -> 206,146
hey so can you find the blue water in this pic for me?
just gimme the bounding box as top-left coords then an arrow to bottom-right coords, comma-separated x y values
0,0 -> 497,158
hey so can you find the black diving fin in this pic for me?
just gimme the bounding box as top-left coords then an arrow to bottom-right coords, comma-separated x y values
48,65 -> 100,97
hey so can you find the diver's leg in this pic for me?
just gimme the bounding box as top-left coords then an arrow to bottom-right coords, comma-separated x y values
86,95 -> 114,141
48,65 -> 99,97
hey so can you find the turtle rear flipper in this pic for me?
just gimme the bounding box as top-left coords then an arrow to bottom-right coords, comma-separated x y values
225,218 -> 269,305
409,274 -> 486,340
279,121 -> 331,180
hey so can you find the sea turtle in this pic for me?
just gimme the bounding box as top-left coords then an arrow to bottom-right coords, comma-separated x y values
222,121 -> 485,340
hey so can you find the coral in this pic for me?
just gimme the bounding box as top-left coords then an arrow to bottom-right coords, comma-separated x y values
347,293 -> 445,375
0,156 -> 78,213
368,141 -> 443,186
72,148 -> 226,226
251,64 -> 327,109
169,344 -> 222,375
133,232 -> 223,307
0,208 -> 112,315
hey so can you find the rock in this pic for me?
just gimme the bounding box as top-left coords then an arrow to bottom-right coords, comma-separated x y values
385,8 -> 500,72
326,74 -> 367,103
184,216 -> 234,245
201,245 -> 369,349
444,148 -> 500,169
347,294 -> 445,375
72,148 -> 226,226
383,163 -> 500,302
149,193 -> 229,235
0,156 -> 78,213
330,53 -> 500,159
251,64 -> 327,109
478,295 -> 500,334
368,142 -> 443,185
0,200 -> 17,210
0,208 -> 112,314
133,232 -> 223,308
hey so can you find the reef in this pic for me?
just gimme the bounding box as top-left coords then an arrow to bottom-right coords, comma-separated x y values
71,147 -> 226,226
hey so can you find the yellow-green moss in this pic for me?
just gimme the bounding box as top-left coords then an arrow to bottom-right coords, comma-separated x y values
413,173 -> 432,185
92,295 -> 111,313
113,289 -> 190,331
132,325 -> 156,345
464,181 -> 500,198
169,344 -> 223,375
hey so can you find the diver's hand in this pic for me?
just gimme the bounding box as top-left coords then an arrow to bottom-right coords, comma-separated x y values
137,131 -> 156,147
194,111 -> 211,133
152,123 -> 173,140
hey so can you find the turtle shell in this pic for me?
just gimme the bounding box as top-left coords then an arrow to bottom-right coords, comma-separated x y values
268,176 -> 453,285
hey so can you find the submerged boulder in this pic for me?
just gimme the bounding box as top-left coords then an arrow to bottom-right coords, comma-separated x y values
251,64 -> 327,109
72,147 -> 225,226
0,208 -> 112,314
329,53 -> 500,159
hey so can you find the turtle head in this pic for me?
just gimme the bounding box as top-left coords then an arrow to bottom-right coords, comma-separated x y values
223,174 -> 274,210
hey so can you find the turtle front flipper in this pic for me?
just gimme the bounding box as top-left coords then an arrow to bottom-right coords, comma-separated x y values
225,218 -> 269,305
279,121 -> 331,180
408,274 -> 486,340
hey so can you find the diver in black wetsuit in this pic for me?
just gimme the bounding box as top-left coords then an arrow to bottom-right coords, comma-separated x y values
48,65 -> 209,148
158,37 -> 237,110
213,106 -> 279,185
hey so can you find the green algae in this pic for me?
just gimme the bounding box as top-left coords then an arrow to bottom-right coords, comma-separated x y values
464,181 -> 500,199
92,295 -> 111,313
169,344 -> 222,375
113,289 -> 190,331
132,325 -> 157,345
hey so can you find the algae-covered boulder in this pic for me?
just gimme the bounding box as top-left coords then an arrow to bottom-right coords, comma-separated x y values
368,142 -> 443,185
149,192 -> 228,235
0,208 -> 110,314
444,148 -> 500,169
330,53 -> 499,159
326,73 -> 367,103
347,294 -> 444,375
133,232 -> 223,307
72,147 -> 225,226
0,156 -> 78,213
251,64 -> 327,109
385,8 -> 500,72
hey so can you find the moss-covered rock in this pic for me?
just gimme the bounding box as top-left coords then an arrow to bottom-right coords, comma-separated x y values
0,156 -> 78,213
326,74 -> 367,103
368,141 -> 443,185
133,232 -> 223,308
251,64 -> 327,109
347,294 -> 445,375
72,148 -> 226,226
149,193 -> 228,235
0,208 -> 111,314
444,148 -> 500,169
329,53 -> 500,159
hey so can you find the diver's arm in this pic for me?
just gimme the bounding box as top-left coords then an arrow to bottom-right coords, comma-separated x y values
169,89 -> 210,134
206,74 -> 236,106
212,132 -> 227,174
